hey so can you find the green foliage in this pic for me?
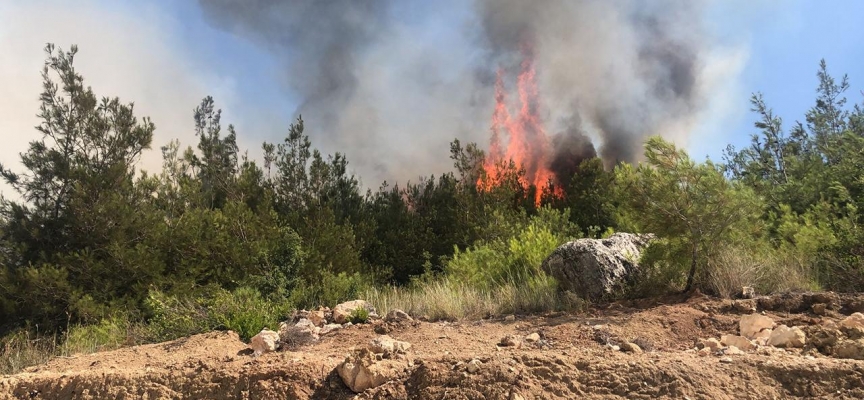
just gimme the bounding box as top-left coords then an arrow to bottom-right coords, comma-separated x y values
4,43 -> 864,370
348,307 -> 370,324
209,287 -> 290,341
288,271 -> 372,311
616,137 -> 762,293
446,207 -> 577,288
145,287 -> 289,342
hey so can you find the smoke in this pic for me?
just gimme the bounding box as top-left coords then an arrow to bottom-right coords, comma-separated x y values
477,0 -> 708,177
198,0 -> 729,185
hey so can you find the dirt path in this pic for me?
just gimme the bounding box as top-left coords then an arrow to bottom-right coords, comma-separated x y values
2,292 -> 864,399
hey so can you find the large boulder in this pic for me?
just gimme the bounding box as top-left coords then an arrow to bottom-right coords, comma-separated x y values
541,233 -> 654,300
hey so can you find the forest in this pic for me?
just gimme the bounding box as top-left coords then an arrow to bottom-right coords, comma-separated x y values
1,45 -> 863,368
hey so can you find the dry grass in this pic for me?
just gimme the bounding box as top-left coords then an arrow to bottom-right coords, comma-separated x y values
706,245 -> 819,298
363,274 -> 582,321
0,318 -> 142,375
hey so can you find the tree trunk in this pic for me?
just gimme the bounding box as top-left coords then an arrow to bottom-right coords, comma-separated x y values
684,244 -> 698,292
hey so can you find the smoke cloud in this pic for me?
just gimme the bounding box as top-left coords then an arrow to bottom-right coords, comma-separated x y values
198,0 -> 735,185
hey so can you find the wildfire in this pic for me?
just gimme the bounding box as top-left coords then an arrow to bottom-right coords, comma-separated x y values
479,47 -> 560,205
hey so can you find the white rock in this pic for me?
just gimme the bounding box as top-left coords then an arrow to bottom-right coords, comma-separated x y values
724,345 -> 745,356
333,300 -> 376,324
337,349 -> 403,393
499,335 -> 522,348
385,309 -> 413,323
840,313 -> 864,329
249,329 -> 279,355
767,325 -> 806,348
320,323 -> 343,336
368,335 -> 412,354
721,334 -> 755,351
740,314 -> 775,339
307,310 -> 326,327
752,328 -> 773,346
466,359 -> 482,373
524,333 -> 541,343
279,318 -> 320,346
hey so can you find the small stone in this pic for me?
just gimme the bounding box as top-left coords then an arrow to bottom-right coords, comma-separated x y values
768,325 -> 806,348
740,314 -> 775,340
620,342 -> 643,353
249,329 -> 279,355
333,300 -> 376,324
719,357 -> 733,364
697,348 -> 711,357
524,333 -> 541,343
721,334 -> 755,351
834,339 -> 864,360
699,338 -> 721,351
504,315 -> 516,322
466,359 -> 482,373
385,309 -> 413,323
607,344 -> 621,352
499,335 -> 522,348
840,313 -> 864,329
319,323 -> 343,336
368,335 -> 412,355
811,303 -> 827,316
724,345 -> 745,356
279,319 -> 320,347
307,310 -> 326,327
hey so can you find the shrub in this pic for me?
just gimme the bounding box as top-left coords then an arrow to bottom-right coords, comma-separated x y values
209,287 -> 291,341
288,271 -> 372,310
447,208 -> 575,289
348,307 -> 370,324
62,316 -> 131,355
0,330 -> 58,375
144,289 -> 212,342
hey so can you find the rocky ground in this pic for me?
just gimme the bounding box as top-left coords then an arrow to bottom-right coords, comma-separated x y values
2,291 -> 864,399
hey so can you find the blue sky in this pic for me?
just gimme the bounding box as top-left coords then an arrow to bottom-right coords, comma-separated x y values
1,0 -> 863,196
699,0 -> 864,160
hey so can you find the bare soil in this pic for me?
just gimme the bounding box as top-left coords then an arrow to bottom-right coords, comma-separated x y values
3,291 -> 864,399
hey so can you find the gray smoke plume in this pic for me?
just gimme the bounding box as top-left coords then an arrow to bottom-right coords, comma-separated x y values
198,0 -> 721,186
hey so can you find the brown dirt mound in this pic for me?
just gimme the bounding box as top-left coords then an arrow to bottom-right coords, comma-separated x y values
3,293 -> 864,399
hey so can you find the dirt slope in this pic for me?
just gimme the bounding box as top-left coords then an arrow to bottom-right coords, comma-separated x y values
3,292 -> 864,399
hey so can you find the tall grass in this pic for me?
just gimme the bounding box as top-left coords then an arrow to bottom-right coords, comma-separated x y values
364,274 -> 581,321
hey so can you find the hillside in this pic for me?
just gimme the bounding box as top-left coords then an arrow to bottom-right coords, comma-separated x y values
3,292 -> 864,400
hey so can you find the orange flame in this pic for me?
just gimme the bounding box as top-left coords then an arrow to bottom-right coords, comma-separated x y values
479,47 -> 560,205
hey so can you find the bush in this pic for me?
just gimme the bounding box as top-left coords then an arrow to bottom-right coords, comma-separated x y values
145,286 -> 290,342
209,287 -> 291,341
288,271 -> 372,310
447,208 -> 576,288
626,238 -> 690,298
62,316 -> 132,355
144,289 -> 212,342
348,307 -> 370,324
0,330 -> 58,375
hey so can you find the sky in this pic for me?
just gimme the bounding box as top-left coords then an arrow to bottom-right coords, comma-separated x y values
1,0 -> 863,199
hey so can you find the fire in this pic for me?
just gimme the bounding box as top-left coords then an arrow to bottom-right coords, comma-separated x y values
479,47 -> 560,205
